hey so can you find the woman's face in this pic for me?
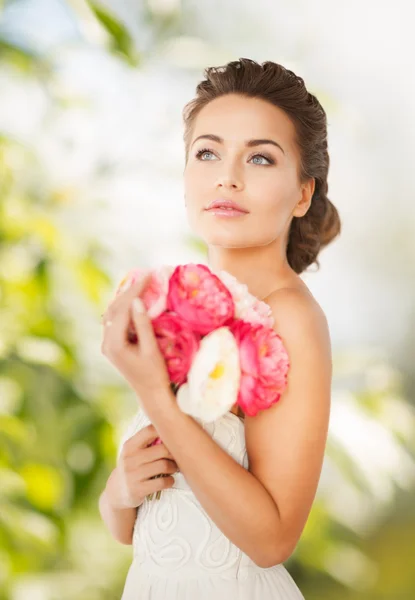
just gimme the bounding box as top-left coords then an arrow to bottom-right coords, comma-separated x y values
183,94 -> 312,250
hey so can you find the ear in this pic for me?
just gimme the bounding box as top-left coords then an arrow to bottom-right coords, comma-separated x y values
292,178 -> 315,218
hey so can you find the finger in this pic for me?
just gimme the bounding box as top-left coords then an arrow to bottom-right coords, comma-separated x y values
139,475 -> 175,495
101,285 -> 133,324
102,277 -> 153,346
135,460 -> 178,482
136,446 -> 176,469
130,297 -> 158,354
120,272 -> 152,304
116,267 -> 146,295
132,425 -> 160,449
102,289 -> 137,348
111,274 -> 152,323
103,271 -> 152,323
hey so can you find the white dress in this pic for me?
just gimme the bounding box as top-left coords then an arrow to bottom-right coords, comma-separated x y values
117,408 -> 305,600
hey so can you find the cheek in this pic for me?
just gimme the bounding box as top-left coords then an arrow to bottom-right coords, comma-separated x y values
250,174 -> 294,215
247,190 -> 294,240
184,169 -> 204,202
253,187 -> 286,218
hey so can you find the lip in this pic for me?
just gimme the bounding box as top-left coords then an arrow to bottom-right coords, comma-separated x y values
205,199 -> 249,213
207,208 -> 248,218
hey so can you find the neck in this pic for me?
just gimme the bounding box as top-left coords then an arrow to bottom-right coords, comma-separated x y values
207,243 -> 295,301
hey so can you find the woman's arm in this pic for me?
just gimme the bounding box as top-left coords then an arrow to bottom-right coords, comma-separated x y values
142,398 -> 282,567
99,467 -> 138,545
141,287 -> 331,569
244,288 -> 332,561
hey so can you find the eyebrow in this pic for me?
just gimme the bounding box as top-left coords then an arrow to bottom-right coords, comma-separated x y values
191,133 -> 285,155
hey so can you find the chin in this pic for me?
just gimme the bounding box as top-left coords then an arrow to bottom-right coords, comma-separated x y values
205,234 -> 255,249
191,218 -> 257,248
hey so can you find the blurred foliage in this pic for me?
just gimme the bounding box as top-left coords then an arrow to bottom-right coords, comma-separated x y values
297,355 -> 415,599
0,3 -> 415,599
88,2 -> 141,66
0,31 -> 133,593
0,127 -> 134,599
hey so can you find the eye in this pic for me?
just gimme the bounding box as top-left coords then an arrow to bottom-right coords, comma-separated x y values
195,148 -> 216,161
194,147 -> 275,166
249,153 -> 274,166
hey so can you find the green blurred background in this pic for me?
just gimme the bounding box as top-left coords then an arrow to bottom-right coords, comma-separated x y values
0,1 -> 414,598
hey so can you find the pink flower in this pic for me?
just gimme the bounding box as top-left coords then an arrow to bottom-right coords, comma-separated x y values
142,266 -> 175,318
229,319 -> 290,417
152,311 -> 201,386
167,264 -> 235,336
116,265 -> 174,344
116,267 -> 147,295
116,265 -> 174,319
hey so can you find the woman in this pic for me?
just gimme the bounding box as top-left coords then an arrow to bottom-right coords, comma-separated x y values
99,58 -> 341,599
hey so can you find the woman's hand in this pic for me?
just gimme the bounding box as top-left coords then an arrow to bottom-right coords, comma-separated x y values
106,424 -> 180,509
101,273 -> 171,401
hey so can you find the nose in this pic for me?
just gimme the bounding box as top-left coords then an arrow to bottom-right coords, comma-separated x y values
215,172 -> 244,192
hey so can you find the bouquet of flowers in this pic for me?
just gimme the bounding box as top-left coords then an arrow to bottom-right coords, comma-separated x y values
114,263 -> 290,500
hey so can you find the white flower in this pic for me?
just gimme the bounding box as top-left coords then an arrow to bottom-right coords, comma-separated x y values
214,269 -> 274,328
176,327 -> 241,423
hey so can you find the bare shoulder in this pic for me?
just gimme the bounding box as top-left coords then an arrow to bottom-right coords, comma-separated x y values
266,284 -> 333,388
266,278 -> 325,315
265,282 -> 331,357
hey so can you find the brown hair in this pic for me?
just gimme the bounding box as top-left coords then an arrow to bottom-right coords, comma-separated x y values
182,58 -> 341,275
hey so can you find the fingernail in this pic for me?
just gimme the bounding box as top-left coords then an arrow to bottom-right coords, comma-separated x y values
133,298 -> 145,313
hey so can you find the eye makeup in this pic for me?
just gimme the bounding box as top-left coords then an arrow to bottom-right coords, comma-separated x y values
194,147 -> 276,166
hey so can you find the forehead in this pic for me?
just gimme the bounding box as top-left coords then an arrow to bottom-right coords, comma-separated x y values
192,94 -> 297,155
